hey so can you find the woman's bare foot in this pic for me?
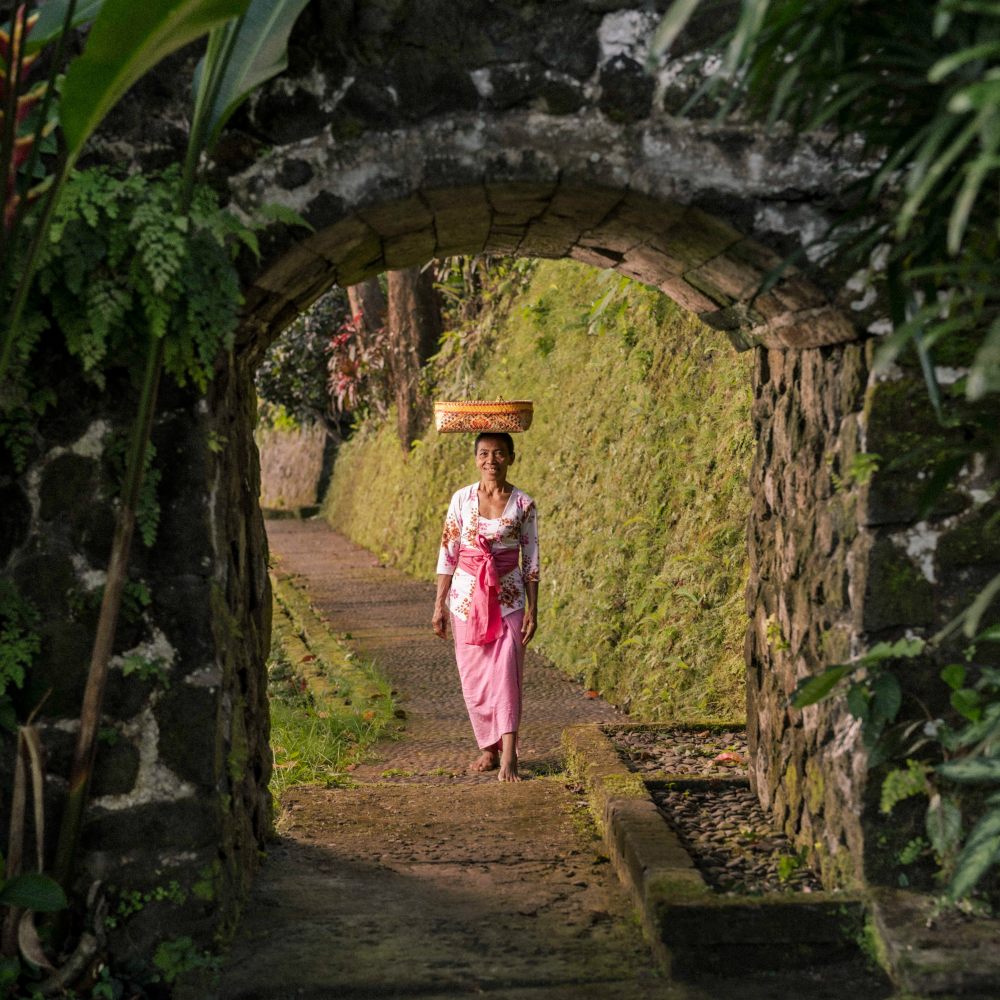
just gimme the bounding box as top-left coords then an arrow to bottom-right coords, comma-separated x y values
498,751 -> 520,782
469,749 -> 499,772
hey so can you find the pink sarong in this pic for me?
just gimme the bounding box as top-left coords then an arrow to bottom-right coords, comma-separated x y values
452,609 -> 524,752
457,536 -> 520,645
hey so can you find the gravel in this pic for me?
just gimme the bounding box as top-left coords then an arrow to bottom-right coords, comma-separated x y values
608,726 -> 824,896
610,725 -> 749,776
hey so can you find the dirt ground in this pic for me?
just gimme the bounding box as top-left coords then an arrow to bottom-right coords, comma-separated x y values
183,521 -> 893,1000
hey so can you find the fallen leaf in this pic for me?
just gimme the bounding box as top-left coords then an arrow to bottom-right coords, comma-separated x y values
19,912 -> 54,971
712,751 -> 744,766
584,690 -> 600,699
363,710 -> 376,721
694,730 -> 711,738
300,654 -> 316,662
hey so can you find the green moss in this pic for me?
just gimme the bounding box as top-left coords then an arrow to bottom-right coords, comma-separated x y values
805,759 -> 825,815
324,260 -> 753,722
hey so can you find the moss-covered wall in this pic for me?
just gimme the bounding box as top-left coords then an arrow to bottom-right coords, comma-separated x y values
0,351 -> 272,965
324,259 -> 754,721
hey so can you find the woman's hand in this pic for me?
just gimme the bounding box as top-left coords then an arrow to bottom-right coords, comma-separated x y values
521,609 -> 537,646
432,603 -> 449,639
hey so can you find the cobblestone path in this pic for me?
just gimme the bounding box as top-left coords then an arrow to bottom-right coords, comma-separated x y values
197,520 -> 879,1000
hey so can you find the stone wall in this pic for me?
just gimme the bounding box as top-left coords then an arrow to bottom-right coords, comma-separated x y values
0,353 -> 272,959
747,342 -> 1000,888
256,422 -> 330,511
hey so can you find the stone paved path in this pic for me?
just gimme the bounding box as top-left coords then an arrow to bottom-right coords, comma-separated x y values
195,520 -> 889,1000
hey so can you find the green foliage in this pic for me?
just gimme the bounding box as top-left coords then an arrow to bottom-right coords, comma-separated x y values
121,654 -> 170,689
192,0 -> 311,150
325,259 -> 754,721
256,289 -> 351,433
0,866 -> 68,913
267,634 -> 399,798
881,760 -> 932,814
34,167 -> 247,392
657,0 -> 1000,401
791,614 -> 1000,901
57,0 -> 249,159
152,935 -> 219,984
0,582 -> 41,731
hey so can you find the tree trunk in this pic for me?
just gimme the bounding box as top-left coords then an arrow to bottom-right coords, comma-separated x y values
386,267 -> 441,449
347,278 -> 387,338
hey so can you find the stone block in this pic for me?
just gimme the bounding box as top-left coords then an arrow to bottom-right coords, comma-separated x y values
617,243 -> 685,288
83,798 -> 221,852
544,185 -> 624,230
665,207 -> 743,270
684,251 -> 765,304
486,223 -> 527,255
383,226 -> 437,269
752,306 -> 858,350
655,274 -> 720,316
863,537 -> 935,631
356,194 -> 434,239
302,214 -> 380,267
253,244 -> 328,300
154,683 -> 221,786
92,738 -> 141,798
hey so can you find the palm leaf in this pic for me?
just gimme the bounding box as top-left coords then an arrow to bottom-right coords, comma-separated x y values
59,0 -> 250,160
194,0 -> 311,150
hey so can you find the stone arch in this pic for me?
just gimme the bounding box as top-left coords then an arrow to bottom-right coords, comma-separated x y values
230,111 -> 865,360
7,1 -> 989,959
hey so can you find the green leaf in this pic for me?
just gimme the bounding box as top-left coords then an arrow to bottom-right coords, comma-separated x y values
28,0 -> 106,47
0,872 -> 67,912
194,0 -> 311,151
938,756 -> 1000,784
951,687 -> 983,722
941,663 -> 966,691
871,672 -> 902,725
880,760 -> 931,814
59,0 -> 250,160
649,0 -> 703,63
964,571 -> 1000,639
948,805 -> 1000,900
790,663 -> 851,708
862,637 -> 926,664
925,793 -> 962,858
929,40 -> 1000,83
846,682 -> 870,720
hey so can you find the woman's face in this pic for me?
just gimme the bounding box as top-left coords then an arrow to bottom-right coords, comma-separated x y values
475,437 -> 514,482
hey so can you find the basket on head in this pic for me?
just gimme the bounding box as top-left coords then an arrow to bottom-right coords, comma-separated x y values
433,399 -> 533,434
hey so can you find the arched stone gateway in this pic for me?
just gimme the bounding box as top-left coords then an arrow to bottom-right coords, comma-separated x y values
3,1 -> 996,959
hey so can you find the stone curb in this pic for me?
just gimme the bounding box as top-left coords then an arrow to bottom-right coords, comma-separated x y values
562,723 -> 866,980
270,570 -> 387,709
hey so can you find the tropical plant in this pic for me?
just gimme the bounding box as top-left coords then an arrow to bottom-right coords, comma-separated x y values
659,0 -> 1000,903
0,0 -> 313,982
255,288 -> 356,436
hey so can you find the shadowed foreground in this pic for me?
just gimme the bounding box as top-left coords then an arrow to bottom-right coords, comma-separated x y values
183,520 -> 891,999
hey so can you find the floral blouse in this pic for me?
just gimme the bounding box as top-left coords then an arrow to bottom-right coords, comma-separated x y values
436,484 -> 540,621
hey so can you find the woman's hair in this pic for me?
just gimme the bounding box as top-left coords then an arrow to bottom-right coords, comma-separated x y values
473,432 -> 515,457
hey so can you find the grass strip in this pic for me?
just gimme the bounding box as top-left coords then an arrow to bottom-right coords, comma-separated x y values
267,570 -> 400,799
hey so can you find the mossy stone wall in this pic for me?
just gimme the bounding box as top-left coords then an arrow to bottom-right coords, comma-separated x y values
324,260 -> 754,722
0,353 -> 272,962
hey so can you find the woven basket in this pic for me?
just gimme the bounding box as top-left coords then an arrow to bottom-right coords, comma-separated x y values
433,399 -> 534,434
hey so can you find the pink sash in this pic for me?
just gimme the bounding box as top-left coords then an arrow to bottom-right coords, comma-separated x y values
457,536 -> 520,645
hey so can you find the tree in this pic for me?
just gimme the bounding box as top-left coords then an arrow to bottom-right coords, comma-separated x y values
386,266 -> 442,449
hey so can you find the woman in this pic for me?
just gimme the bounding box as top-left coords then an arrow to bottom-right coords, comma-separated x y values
432,432 -> 539,782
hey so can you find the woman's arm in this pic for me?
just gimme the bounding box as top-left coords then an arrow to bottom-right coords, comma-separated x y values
432,574 -> 452,639
522,579 -> 538,645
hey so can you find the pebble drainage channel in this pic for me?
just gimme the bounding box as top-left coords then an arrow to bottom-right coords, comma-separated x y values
608,725 -> 824,895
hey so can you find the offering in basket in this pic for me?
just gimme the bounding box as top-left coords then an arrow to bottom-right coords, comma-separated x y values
433,398 -> 533,434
